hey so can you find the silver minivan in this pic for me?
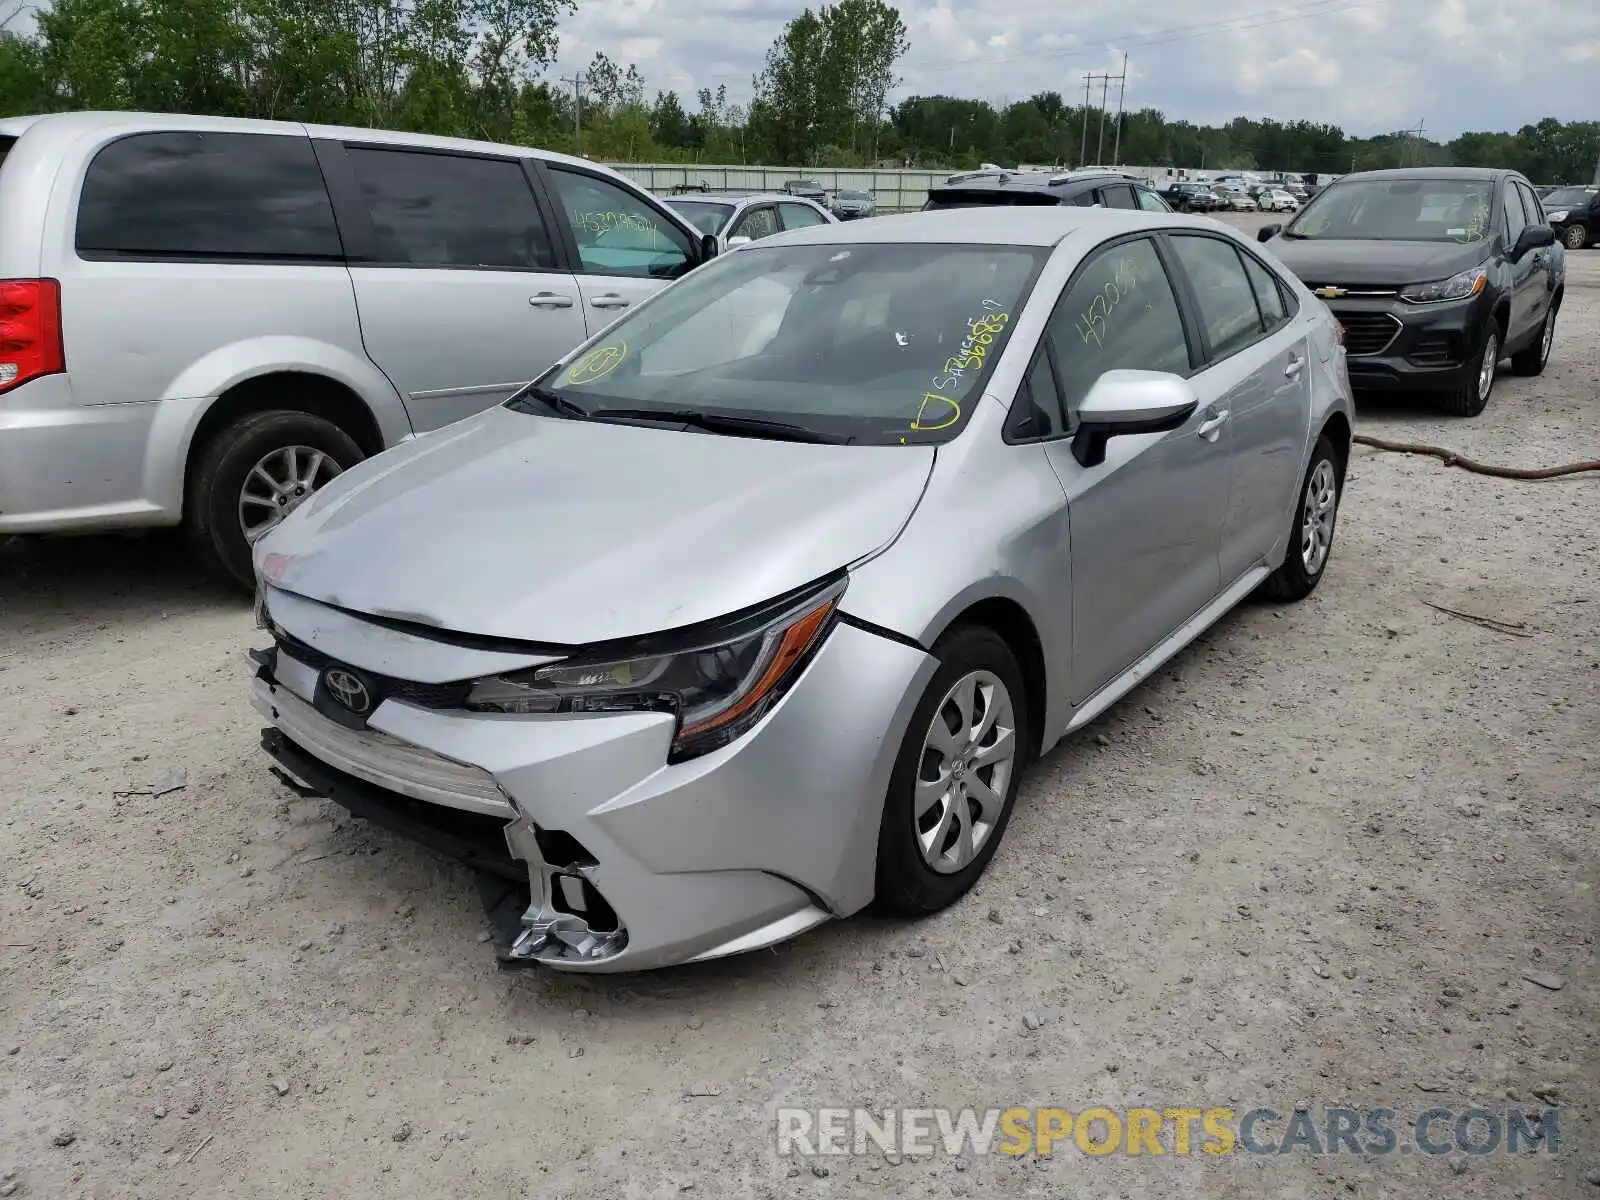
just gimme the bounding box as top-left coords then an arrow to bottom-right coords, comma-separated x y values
0,111 -> 712,585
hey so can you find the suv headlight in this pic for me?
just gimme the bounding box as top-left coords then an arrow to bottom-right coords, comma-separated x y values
1400,266 -> 1488,304
465,576 -> 846,761
1544,209 -> 1568,223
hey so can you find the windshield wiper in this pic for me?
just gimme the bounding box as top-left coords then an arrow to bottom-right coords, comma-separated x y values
509,384 -> 592,420
585,406 -> 846,444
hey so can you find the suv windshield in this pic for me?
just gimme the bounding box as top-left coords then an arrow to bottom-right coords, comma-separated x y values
522,242 -> 1047,445
1542,186 -> 1596,207
668,200 -> 733,235
838,191 -> 871,201
1287,178 -> 1494,242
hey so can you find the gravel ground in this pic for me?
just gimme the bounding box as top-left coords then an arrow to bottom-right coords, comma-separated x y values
2,228 -> 1597,1200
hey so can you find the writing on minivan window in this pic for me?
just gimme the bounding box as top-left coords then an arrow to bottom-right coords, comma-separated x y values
576,210 -> 655,236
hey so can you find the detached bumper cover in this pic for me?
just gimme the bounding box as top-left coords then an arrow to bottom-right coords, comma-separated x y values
253,611 -> 936,971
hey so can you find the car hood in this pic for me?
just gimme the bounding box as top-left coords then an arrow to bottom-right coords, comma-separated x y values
257,406 -> 936,646
1266,236 -> 1489,287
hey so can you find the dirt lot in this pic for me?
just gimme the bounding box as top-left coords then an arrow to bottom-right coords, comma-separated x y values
2,229 -> 1597,1200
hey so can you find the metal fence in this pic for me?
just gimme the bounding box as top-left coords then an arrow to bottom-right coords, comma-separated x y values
606,162 -> 1339,212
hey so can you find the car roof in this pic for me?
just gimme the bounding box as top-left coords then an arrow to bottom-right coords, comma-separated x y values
1336,166 -> 1515,184
743,206 -> 1229,248
928,169 -> 1144,198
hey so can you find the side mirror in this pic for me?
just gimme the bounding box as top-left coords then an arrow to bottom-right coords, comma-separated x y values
699,233 -> 719,261
1071,371 -> 1200,469
1512,224 -> 1555,259
726,235 -> 753,247
1258,223 -> 1282,243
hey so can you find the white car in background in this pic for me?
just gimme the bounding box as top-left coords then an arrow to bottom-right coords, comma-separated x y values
1259,189 -> 1300,213
664,191 -> 837,253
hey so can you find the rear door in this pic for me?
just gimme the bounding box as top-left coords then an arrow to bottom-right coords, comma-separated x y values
778,201 -> 830,230
539,164 -> 699,328
321,141 -> 584,431
1164,233 -> 1309,583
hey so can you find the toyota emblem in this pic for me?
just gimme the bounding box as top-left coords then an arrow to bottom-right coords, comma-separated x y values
322,666 -> 373,716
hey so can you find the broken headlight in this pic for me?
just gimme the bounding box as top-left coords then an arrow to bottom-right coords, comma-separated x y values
465,576 -> 845,761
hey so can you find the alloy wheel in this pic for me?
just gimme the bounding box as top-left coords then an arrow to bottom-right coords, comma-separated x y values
1541,309 -> 1556,364
1300,459 -> 1338,576
1478,332 -> 1499,404
238,444 -> 343,541
915,670 -> 1017,874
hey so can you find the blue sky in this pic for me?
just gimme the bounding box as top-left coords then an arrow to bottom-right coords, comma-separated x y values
551,0 -> 1600,137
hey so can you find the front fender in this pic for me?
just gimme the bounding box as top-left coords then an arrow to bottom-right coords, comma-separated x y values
143,336 -> 412,519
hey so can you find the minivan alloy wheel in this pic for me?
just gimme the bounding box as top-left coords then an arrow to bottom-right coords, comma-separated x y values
916,669 -> 1017,874
1300,459 -> 1338,576
239,445 -> 343,540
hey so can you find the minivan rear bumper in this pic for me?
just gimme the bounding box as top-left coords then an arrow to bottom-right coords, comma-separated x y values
0,376 -> 176,532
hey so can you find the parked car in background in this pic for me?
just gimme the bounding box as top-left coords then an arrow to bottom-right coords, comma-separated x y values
664,190 -> 836,252
1538,184 -> 1597,249
831,189 -> 876,219
923,168 -> 1173,212
1259,166 -> 1563,417
782,179 -> 828,205
1220,189 -> 1259,212
1259,189 -> 1300,213
0,111 -> 713,587
249,206 -> 1353,971
1161,182 -> 1221,212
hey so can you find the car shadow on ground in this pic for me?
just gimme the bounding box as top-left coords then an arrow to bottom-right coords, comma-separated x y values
0,531 -> 243,643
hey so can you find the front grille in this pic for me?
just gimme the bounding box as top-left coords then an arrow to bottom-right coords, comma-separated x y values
276,631 -> 470,709
1408,332 -> 1461,368
1335,312 -> 1402,357
1305,283 -> 1401,299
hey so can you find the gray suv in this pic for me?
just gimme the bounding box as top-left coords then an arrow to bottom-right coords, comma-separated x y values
0,111 -> 711,587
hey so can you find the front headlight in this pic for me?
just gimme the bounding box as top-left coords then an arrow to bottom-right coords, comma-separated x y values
466,576 -> 846,761
1545,210 -> 1568,223
1401,266 -> 1488,304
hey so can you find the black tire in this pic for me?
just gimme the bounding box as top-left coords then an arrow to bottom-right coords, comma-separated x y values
1257,434 -> 1342,603
1561,223 -> 1587,251
1509,300 -> 1558,376
1441,323 -> 1499,417
185,409 -> 364,592
876,625 -> 1030,916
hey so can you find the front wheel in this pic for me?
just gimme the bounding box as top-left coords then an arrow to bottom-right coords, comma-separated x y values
1442,325 -> 1499,417
1562,223 -> 1588,250
185,410 -> 364,591
1258,434 -> 1343,603
876,626 -> 1029,916
1510,302 -> 1558,376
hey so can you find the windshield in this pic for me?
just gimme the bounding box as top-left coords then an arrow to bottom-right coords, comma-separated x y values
1287,178 -> 1494,242
668,200 -> 733,235
1542,186 -> 1596,207
838,191 -> 870,201
524,241 -> 1047,445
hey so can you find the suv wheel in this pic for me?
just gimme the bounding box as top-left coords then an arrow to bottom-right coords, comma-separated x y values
1443,325 -> 1499,417
876,626 -> 1029,916
186,410 -> 364,591
1510,301 -> 1558,376
1562,223 -> 1588,250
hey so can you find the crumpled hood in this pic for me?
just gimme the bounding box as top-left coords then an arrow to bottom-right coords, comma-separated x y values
1267,236 -> 1489,288
258,406 -> 935,646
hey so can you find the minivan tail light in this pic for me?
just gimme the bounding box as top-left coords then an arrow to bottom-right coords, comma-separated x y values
0,279 -> 64,393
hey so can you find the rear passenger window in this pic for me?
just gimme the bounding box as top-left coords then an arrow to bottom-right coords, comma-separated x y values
1099,185 -> 1137,209
1168,235 -> 1266,359
1241,253 -> 1288,331
1047,237 -> 1191,415
345,147 -> 554,269
77,131 -> 342,260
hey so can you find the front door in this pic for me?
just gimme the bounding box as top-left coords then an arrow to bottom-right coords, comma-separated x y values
1032,234 -> 1232,704
540,166 -> 698,333
333,143 -> 587,432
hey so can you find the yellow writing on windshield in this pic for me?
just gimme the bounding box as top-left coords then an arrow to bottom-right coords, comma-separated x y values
567,342 -> 627,385
911,392 -> 961,431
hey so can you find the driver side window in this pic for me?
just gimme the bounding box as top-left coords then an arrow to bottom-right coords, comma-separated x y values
731,206 -> 780,241
546,167 -> 692,279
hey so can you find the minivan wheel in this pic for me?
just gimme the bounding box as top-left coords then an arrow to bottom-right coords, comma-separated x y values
1442,326 -> 1498,417
876,625 -> 1029,916
1257,434 -> 1342,603
1510,302 -> 1558,376
186,410 -> 363,592
1562,223 -> 1588,250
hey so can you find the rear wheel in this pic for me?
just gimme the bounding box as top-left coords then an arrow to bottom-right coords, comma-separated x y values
876,626 -> 1029,916
185,409 -> 364,592
1562,223 -> 1588,250
1442,325 -> 1498,417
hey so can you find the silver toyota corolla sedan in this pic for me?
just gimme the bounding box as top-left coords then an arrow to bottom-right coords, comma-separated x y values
249,207 -> 1355,972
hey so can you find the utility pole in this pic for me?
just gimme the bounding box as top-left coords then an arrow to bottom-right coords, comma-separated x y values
561,73 -> 584,156
1096,73 -> 1109,164
1079,74 -> 1092,168
1111,53 -> 1129,166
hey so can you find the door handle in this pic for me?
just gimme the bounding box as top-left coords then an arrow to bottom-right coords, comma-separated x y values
1197,409 -> 1229,441
590,294 -> 630,310
1284,355 -> 1305,379
529,292 -> 574,308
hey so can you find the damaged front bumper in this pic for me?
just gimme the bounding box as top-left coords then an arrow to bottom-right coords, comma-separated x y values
249,590 -> 935,972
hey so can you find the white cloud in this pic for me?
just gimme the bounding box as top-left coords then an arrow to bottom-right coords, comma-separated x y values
549,0 -> 1600,135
